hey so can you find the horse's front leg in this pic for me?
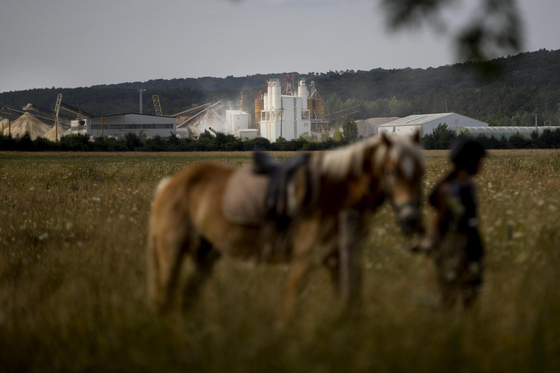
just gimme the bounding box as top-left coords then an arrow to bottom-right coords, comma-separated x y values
277,218 -> 321,329
338,209 -> 363,311
323,210 -> 363,312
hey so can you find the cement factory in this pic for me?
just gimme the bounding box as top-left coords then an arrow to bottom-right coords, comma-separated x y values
4,75 -> 545,142
0,76 -> 332,143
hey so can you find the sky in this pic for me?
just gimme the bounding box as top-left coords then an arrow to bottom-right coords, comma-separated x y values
0,0 -> 559,93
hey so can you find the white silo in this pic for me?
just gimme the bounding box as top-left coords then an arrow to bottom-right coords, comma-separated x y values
267,83 -> 273,111
263,93 -> 268,111
272,81 -> 281,110
298,79 -> 308,110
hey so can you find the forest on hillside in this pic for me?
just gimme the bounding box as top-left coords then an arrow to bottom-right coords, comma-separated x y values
1,49 -> 560,127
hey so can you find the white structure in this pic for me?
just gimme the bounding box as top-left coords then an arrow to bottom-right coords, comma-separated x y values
225,110 -> 250,135
378,113 -> 488,137
457,126 -> 560,139
236,129 -> 258,139
66,113 -> 176,139
260,78 -> 311,142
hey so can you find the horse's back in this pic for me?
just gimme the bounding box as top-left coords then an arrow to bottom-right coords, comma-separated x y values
151,161 -> 260,257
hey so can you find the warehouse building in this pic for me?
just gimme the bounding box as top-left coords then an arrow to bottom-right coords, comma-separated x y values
66,113 -> 176,139
378,113 -> 488,137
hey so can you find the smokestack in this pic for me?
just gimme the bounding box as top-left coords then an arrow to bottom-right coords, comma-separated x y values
138,88 -> 146,114
240,91 -> 244,112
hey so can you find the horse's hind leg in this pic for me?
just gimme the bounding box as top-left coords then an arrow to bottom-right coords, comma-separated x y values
148,218 -> 189,314
182,236 -> 220,311
278,254 -> 313,329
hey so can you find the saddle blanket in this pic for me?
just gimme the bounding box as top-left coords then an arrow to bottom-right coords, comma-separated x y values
222,165 -> 300,226
222,166 -> 269,226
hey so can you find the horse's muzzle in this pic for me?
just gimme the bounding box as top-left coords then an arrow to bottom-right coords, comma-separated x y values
397,206 -> 425,236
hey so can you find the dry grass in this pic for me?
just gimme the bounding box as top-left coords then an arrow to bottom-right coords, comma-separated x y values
1,150 -> 560,372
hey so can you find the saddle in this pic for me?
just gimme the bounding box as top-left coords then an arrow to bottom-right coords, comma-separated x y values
222,152 -> 311,227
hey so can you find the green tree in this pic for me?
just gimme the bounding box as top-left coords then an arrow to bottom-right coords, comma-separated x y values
422,123 -> 456,149
333,127 -> 343,142
341,116 -> 358,142
124,132 -> 142,151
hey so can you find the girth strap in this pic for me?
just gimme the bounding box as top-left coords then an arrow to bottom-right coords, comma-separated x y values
252,151 -> 311,220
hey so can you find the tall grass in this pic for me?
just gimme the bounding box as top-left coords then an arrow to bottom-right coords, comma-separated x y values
1,150 -> 559,372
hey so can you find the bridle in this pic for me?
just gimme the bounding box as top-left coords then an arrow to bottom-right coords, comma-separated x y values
381,169 -> 421,216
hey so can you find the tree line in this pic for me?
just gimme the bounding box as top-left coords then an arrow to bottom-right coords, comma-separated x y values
3,124 -> 560,152
422,124 -> 560,150
0,131 -> 352,152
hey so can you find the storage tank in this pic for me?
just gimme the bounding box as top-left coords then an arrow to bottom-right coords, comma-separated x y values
255,98 -> 264,123
313,98 -> 325,119
298,80 -> 308,110
263,93 -> 268,111
267,83 -> 272,111
272,81 -> 281,110
308,99 -> 314,118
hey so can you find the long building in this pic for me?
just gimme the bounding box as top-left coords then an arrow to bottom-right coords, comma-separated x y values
378,113 -> 488,137
66,113 -> 176,139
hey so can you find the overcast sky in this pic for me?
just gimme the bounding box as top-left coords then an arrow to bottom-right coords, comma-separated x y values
0,0 -> 559,93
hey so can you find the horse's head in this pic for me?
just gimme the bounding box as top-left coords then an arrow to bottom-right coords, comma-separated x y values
375,131 -> 425,236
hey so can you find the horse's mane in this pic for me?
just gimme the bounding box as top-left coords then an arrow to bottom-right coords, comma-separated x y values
319,136 -> 423,180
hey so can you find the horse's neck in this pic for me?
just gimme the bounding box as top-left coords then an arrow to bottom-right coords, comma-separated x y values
313,153 -> 383,213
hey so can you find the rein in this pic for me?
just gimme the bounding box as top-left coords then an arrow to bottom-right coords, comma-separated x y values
381,172 -> 421,214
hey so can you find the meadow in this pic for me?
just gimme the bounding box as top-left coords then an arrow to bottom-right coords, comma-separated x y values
1,150 -> 560,372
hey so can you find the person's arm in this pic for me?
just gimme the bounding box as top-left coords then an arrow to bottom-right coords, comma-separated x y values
416,184 -> 454,253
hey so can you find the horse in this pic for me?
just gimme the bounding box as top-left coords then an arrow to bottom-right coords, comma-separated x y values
147,132 -> 425,327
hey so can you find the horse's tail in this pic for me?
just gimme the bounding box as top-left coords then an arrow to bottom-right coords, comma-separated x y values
147,176 -> 173,308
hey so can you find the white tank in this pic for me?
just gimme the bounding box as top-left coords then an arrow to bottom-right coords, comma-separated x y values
267,84 -> 272,112
263,93 -> 268,111
272,81 -> 281,110
298,80 -> 308,110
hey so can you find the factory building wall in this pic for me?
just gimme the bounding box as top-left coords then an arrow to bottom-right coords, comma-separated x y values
225,110 -> 250,134
378,114 -> 488,137
68,114 -> 176,139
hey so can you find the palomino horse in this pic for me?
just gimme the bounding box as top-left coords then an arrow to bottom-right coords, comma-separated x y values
147,132 -> 425,326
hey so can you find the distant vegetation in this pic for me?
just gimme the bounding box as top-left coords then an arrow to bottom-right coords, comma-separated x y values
1,49 -> 560,128
422,123 -> 560,150
3,122 -> 560,152
0,131 -> 349,152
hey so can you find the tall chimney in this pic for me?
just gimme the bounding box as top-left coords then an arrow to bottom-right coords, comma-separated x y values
138,88 -> 146,114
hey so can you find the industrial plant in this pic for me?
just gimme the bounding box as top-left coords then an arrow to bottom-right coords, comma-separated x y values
0,77 -> 507,143
254,77 -> 328,142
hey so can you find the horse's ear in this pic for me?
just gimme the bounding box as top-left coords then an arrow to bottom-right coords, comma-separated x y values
380,131 -> 391,147
411,130 -> 421,144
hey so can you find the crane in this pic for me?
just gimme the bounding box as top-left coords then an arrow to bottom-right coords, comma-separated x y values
54,94 -> 62,142
152,95 -> 163,116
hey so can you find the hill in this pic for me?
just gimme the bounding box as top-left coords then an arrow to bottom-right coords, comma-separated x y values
1,49 -> 560,126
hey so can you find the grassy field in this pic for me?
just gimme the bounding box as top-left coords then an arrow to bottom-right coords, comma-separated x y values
1,150 -> 560,372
